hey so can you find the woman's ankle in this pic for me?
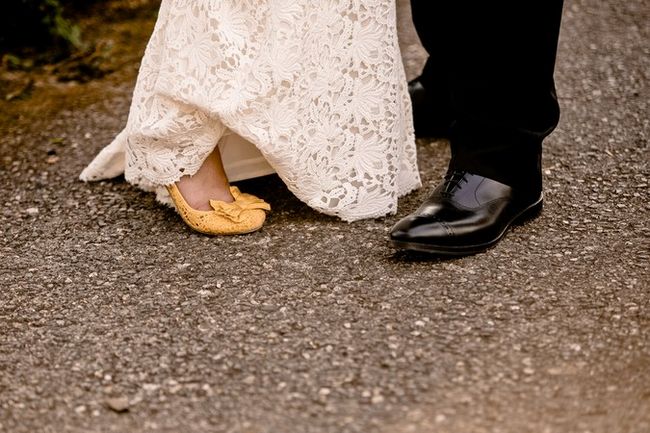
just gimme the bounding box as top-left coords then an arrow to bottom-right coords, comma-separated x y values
175,149 -> 234,210
177,176 -> 233,210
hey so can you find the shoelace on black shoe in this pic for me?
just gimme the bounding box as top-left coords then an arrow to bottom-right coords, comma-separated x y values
441,170 -> 469,196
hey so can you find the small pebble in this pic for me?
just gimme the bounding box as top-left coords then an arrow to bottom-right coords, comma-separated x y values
242,375 -> 255,385
105,397 -> 130,413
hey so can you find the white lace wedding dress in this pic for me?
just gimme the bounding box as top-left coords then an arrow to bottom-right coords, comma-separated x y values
80,0 -> 421,222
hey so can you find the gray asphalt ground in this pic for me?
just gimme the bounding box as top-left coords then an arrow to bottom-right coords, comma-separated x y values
1,1 -> 649,432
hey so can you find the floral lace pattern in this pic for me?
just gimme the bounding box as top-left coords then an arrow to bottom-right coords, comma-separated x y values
83,0 -> 421,222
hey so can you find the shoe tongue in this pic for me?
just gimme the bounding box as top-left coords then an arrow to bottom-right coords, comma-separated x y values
443,171 -> 467,194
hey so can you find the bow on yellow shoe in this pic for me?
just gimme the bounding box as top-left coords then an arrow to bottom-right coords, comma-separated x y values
229,186 -> 264,205
209,197 -> 271,223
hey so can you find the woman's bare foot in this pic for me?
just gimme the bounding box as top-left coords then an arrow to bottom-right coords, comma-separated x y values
176,147 -> 234,210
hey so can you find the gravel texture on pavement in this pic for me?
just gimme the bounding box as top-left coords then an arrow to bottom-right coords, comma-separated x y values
1,1 -> 648,432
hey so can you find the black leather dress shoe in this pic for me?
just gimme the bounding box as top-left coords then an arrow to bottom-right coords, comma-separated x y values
390,171 -> 542,255
408,80 -> 428,109
408,80 -> 452,139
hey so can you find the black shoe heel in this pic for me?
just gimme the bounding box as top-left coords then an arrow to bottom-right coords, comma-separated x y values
513,199 -> 543,226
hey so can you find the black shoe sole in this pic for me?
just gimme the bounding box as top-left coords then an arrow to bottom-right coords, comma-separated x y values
391,198 -> 543,256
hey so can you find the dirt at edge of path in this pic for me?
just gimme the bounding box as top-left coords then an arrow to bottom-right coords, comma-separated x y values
0,0 -> 160,127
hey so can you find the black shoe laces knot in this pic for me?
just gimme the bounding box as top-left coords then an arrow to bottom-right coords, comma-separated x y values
441,170 -> 469,196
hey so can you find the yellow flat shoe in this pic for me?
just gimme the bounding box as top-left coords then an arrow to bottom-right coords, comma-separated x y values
166,184 -> 271,235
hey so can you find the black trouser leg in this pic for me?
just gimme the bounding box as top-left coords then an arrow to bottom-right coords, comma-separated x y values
411,1 -> 564,194
409,2 -> 453,137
